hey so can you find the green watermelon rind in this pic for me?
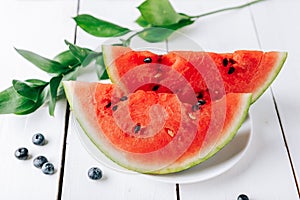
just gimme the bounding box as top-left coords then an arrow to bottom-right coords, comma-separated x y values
153,93 -> 252,174
251,52 -> 287,103
102,45 -> 129,86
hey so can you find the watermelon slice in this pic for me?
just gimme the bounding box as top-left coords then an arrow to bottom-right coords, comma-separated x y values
102,46 -> 287,103
63,81 -> 251,174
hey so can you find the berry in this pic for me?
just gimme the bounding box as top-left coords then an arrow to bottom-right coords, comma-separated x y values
14,147 -> 29,160
33,156 -> 48,168
237,194 -> 249,200
42,162 -> 55,175
32,133 -> 45,146
88,167 -> 102,180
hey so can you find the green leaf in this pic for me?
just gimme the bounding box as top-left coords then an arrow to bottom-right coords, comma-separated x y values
74,14 -> 131,37
54,50 -> 80,68
64,40 -> 93,63
25,79 -> 48,87
15,48 -> 70,75
95,54 -> 109,80
13,80 -> 41,103
0,87 -> 42,115
166,18 -> 194,30
139,19 -> 194,42
49,76 -> 63,116
62,67 -> 79,81
135,15 -> 150,27
65,40 -> 105,69
137,0 -> 188,26
138,28 -> 173,43
17,89 -> 47,115
0,79 -> 48,115
83,52 -> 102,68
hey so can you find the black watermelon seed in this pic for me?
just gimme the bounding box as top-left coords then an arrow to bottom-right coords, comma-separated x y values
120,96 -> 128,101
157,55 -> 163,62
229,58 -> 236,64
152,85 -> 160,91
222,58 -> 228,67
197,99 -> 206,105
144,57 -> 152,63
112,105 -> 118,111
228,66 -> 235,74
105,102 -> 111,108
134,124 -> 141,133
192,104 -> 199,112
196,92 -> 203,99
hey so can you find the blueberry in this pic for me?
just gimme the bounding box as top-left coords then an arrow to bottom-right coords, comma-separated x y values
33,156 -> 48,168
32,133 -> 45,146
88,167 -> 102,180
237,194 -> 249,200
41,162 -> 55,175
14,147 -> 29,160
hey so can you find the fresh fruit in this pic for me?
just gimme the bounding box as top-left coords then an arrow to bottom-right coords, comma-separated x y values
33,156 -> 48,168
88,167 -> 103,180
102,46 -> 287,104
237,194 -> 249,200
41,162 -> 55,175
14,147 -> 29,160
32,133 -> 46,146
63,81 -> 251,174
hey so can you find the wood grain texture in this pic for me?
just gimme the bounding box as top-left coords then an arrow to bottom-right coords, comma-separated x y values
250,0 -> 300,194
0,0 -> 77,199
1,0 -> 299,199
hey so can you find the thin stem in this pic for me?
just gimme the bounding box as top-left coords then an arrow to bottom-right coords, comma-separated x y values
122,31 -> 140,46
189,0 -> 264,19
122,28 -> 151,46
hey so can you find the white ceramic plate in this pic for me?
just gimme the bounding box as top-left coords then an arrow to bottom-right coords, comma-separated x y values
72,114 -> 252,184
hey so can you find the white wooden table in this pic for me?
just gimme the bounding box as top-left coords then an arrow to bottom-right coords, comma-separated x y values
1,0 -> 299,199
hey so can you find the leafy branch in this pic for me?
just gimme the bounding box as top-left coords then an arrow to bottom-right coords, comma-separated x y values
0,42 -> 106,116
0,0 -> 264,116
75,0 -> 264,44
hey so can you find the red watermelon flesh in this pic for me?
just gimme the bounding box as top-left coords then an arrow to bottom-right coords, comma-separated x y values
103,46 -> 287,104
154,92 -> 250,174
63,81 -> 251,174
94,83 -> 197,154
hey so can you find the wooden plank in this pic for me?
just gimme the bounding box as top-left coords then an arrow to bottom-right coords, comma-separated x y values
166,0 -> 299,199
0,0 -> 77,199
250,0 -> 300,194
61,0 -> 175,199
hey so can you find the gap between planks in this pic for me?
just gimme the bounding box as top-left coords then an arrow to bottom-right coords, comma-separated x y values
248,5 -> 300,199
56,0 -> 80,199
166,39 -> 181,200
176,183 -> 180,200
270,88 -> 300,198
